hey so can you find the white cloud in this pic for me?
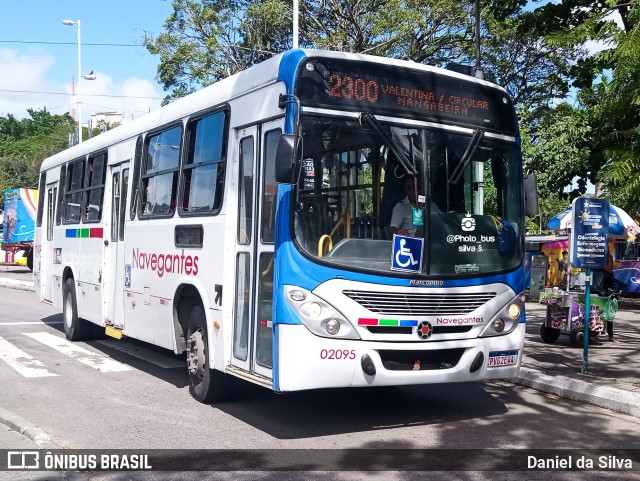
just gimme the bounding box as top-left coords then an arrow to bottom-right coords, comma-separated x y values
68,73 -> 162,122
583,10 -> 624,55
0,47 -> 162,121
0,48 -> 60,118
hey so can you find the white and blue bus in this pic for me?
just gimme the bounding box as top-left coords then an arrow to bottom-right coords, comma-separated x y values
34,49 -> 532,403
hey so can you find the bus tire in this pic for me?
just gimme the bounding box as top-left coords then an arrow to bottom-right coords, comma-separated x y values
62,279 -> 92,341
539,324 -> 560,344
186,305 -> 231,403
26,249 -> 33,271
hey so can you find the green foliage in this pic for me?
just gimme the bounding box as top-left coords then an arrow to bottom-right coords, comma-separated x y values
143,0 -> 292,103
521,102 -> 593,198
480,12 -> 579,108
0,109 -> 74,208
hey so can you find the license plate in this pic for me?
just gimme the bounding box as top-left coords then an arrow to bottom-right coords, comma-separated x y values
488,351 -> 518,368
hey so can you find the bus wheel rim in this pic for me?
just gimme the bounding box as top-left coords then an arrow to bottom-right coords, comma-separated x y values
64,293 -> 73,329
188,329 -> 205,382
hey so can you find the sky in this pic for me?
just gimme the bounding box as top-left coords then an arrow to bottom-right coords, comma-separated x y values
0,0 -> 175,123
0,1 -> 623,126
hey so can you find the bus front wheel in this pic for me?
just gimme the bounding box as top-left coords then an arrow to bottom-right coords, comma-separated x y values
62,279 -> 92,341
186,305 -> 231,403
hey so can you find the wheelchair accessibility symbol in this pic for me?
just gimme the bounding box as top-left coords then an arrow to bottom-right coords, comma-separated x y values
391,235 -> 424,272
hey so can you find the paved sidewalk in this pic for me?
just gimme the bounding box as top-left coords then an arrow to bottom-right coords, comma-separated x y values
0,265 -> 34,292
0,408 -> 85,481
513,300 -> 640,418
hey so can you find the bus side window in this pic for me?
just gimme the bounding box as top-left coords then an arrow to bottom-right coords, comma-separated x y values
63,159 -> 85,224
56,165 -> 66,225
130,136 -> 143,220
84,152 -> 107,222
36,172 -> 46,227
181,110 -> 228,215
141,126 -> 182,218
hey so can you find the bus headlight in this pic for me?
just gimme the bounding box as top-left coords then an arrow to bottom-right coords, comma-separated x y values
288,290 -> 306,301
284,285 -> 360,339
301,302 -> 322,319
480,293 -> 524,338
326,319 -> 340,335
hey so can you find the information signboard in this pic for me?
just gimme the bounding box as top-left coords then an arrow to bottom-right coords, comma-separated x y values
569,198 -> 609,270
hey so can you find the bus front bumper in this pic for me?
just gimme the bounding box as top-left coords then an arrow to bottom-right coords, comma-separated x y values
275,323 -> 525,392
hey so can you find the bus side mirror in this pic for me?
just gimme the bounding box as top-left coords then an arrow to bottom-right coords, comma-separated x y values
275,133 -> 302,184
524,173 -> 539,217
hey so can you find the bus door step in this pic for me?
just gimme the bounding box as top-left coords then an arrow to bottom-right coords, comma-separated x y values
105,325 -> 123,339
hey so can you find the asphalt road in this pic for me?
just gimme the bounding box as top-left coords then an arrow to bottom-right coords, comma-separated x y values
0,285 -> 639,480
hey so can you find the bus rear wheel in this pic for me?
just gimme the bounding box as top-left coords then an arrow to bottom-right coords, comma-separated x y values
62,279 -> 93,341
26,249 -> 33,271
186,305 -> 231,403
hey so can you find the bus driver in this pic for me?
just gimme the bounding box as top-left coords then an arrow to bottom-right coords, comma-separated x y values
390,175 -> 418,237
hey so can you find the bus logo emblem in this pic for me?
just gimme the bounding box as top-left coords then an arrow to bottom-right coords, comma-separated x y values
417,321 -> 432,339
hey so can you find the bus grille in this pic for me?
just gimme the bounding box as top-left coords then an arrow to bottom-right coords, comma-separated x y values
342,290 -> 495,315
366,325 -> 473,335
378,348 -> 466,371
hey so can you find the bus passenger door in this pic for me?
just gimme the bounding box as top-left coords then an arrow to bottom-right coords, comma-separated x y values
232,122 -> 279,380
105,162 -> 130,330
41,182 -> 57,302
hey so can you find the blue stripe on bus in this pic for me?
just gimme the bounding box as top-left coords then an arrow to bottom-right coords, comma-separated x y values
277,49 -> 307,135
399,320 -> 419,327
65,229 -> 77,238
273,324 -> 280,392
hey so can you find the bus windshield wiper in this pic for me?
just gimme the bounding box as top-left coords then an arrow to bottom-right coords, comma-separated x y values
359,112 -> 417,176
448,129 -> 485,185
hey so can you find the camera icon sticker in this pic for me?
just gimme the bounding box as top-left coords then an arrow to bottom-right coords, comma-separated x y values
461,214 -> 476,232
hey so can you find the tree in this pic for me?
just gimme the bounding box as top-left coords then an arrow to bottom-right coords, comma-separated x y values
143,0 -> 292,103
144,0 -> 491,101
0,109 -> 74,207
479,12 -> 581,109
522,1 -> 640,218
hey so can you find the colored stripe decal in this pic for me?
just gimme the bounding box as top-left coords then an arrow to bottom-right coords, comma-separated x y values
379,319 -> 398,326
64,228 -> 103,239
400,320 -> 419,327
358,318 -> 378,326
358,318 -> 420,327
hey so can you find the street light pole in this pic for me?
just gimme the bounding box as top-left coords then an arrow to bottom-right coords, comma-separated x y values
62,19 -> 83,144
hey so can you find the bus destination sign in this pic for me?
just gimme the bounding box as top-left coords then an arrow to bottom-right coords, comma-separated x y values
297,58 -> 519,136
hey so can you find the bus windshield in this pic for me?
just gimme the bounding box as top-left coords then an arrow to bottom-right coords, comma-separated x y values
292,114 -> 523,277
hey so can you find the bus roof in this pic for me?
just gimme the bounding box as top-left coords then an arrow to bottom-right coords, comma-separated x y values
41,49 -> 510,172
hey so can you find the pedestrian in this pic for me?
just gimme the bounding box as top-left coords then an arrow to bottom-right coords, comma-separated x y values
604,253 -> 620,343
558,250 -> 568,289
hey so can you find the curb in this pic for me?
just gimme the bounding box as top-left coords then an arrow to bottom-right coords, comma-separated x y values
513,367 -> 640,418
0,278 -> 34,292
0,407 -> 89,481
0,406 -> 56,450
